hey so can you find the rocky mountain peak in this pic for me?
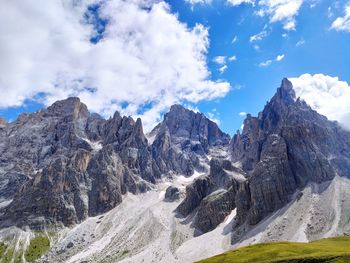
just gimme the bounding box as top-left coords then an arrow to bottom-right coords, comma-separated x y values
46,97 -> 89,119
150,104 -> 230,176
270,77 -> 296,107
230,78 -> 350,227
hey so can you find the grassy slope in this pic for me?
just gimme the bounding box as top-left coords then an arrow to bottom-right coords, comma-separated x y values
25,234 -> 50,262
198,236 -> 350,263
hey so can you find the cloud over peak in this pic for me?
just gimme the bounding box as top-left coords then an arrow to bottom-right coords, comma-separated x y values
290,74 -> 350,130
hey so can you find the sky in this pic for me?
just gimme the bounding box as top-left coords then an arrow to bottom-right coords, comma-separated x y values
0,0 -> 350,134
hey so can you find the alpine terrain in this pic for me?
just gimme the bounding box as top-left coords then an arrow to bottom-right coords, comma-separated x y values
1,78 -> 350,263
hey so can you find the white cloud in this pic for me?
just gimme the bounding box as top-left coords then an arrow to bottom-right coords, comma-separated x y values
219,65 -> 228,73
331,4 -> 350,32
227,0 -> 254,6
0,0 -> 230,131
290,74 -> 350,130
276,54 -> 285,61
213,56 -> 226,65
184,104 -> 200,113
259,54 -> 284,67
257,0 -> 304,30
228,55 -> 237,61
187,0 -> 253,6
239,111 -> 247,117
259,59 -> 273,67
185,0 -> 212,5
250,30 -> 268,42
214,56 -> 230,73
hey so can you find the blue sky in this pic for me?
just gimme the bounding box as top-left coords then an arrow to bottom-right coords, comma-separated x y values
1,0 -> 350,134
166,0 -> 350,133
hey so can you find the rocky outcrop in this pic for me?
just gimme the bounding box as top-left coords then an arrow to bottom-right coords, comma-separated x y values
164,186 -> 180,202
231,78 -> 350,226
194,188 -> 235,233
150,105 -> 230,176
176,158 -> 243,232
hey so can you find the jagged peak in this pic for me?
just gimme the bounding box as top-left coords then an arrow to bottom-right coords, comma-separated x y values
275,78 -> 296,104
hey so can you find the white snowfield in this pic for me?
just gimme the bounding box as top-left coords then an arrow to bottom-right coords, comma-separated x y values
2,175 -> 350,263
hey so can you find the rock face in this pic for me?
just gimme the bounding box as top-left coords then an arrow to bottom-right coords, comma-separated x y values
0,98 -> 160,228
194,188 -> 235,233
231,78 -> 350,226
176,158 -> 244,233
149,105 -> 230,176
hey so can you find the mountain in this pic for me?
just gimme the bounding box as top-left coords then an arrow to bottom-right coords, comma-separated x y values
176,78 -> 350,245
231,78 -> 350,227
149,104 -> 230,176
0,99 -> 227,229
1,78 -> 350,263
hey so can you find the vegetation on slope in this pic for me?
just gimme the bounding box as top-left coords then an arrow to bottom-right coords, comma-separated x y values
24,233 -> 50,262
198,236 -> 350,263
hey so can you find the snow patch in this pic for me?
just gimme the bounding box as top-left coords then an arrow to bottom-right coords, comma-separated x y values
81,137 -> 102,151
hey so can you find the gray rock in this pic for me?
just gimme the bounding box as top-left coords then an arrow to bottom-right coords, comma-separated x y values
164,186 -> 180,202
231,78 -> 350,227
176,158 -> 242,219
194,188 -> 235,233
0,97 -> 160,228
150,104 -> 230,176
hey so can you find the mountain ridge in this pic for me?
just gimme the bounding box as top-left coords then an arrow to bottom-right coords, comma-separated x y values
1,78 -> 350,263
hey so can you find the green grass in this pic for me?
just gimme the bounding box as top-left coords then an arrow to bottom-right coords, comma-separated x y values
0,243 -> 6,258
24,234 -> 50,262
198,236 -> 350,263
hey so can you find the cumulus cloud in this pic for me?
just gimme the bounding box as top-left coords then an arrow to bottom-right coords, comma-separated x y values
257,0 -> 304,30
239,111 -> 247,117
331,4 -> 350,32
290,74 -> 350,130
0,0 -> 230,131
